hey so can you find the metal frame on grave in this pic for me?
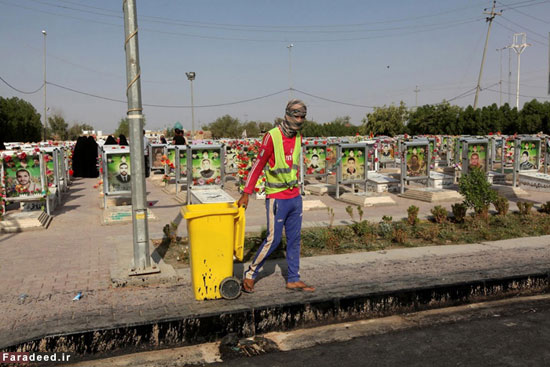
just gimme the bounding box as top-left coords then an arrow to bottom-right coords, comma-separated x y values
488,135 -> 505,173
101,145 -> 131,209
186,144 -> 225,204
377,137 -> 397,167
174,145 -> 188,195
301,141 -> 330,190
164,145 -> 177,180
513,135 -> 541,187
149,143 -> 166,172
336,143 -> 368,199
545,136 -> 550,175
400,139 -> 431,194
41,147 -> 63,205
1,150 -> 51,215
460,138 -> 489,176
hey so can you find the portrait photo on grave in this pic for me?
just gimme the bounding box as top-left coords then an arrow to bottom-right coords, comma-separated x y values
107,154 -> 131,192
151,147 -> 164,169
519,142 -> 538,171
468,144 -> 486,170
225,146 -> 238,173
166,148 -> 176,175
440,137 -> 449,161
4,155 -> 42,197
305,146 -> 326,175
179,150 -> 187,177
379,142 -> 395,163
406,146 -> 427,177
341,148 -> 365,181
494,139 -> 503,162
191,149 -> 221,186
505,140 -> 515,165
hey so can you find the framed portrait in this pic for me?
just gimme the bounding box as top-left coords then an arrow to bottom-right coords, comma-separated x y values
466,143 -> 487,171
505,139 -> 515,166
304,145 -> 327,176
379,140 -> 395,163
150,145 -> 165,170
224,145 -> 238,174
518,140 -> 539,171
190,148 -> 222,186
3,153 -> 43,198
492,138 -> 504,163
166,147 -> 176,176
405,145 -> 428,177
340,146 -> 366,182
175,146 -> 188,184
106,153 -> 131,193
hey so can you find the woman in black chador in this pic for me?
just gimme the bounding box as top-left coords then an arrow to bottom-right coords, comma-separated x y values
84,136 -> 99,178
71,136 -> 87,177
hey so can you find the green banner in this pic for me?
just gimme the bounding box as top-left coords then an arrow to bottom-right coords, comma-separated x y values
519,141 -> 539,171
191,149 -> 221,186
4,154 -> 42,197
304,146 -> 326,175
341,147 -> 365,181
107,154 -> 131,193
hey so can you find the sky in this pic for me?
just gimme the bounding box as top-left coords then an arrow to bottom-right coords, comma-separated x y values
1,0 -> 549,134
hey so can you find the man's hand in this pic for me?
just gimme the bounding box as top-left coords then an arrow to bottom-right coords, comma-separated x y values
237,193 -> 249,209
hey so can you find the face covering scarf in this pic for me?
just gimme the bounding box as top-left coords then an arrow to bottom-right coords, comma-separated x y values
278,99 -> 307,138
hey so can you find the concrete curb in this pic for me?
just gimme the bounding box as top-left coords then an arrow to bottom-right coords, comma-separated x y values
2,271 -> 548,363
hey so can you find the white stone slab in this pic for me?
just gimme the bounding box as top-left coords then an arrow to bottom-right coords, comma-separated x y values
519,172 -> 550,191
302,199 -> 327,211
339,193 -> 396,207
429,171 -> 454,189
190,188 -> 236,204
0,211 -> 51,232
490,184 -> 530,199
399,187 -> 463,203
367,173 -> 399,193
487,171 -> 506,185
306,183 -> 337,196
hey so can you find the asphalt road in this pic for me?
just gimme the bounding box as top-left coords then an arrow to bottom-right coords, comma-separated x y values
215,296 -> 550,367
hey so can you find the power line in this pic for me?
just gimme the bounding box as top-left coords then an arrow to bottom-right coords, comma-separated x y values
500,15 -> 549,40
494,20 -> 548,46
498,0 -> 550,23
485,87 -> 550,99
0,76 -> 44,94
46,81 -> 289,108
292,89 -> 375,108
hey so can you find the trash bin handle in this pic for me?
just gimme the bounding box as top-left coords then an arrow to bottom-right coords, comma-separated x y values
234,205 -> 245,261
182,207 -> 239,220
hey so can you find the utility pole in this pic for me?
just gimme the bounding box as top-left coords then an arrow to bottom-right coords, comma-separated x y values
473,1 -> 501,109
42,30 -> 47,141
186,72 -> 196,135
505,43 -> 518,107
123,0 -> 157,276
414,85 -> 420,107
497,47 -> 506,106
510,33 -> 531,109
287,44 -> 293,98
547,32 -> 550,95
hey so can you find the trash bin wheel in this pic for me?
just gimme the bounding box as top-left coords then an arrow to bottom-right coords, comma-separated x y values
220,277 -> 241,300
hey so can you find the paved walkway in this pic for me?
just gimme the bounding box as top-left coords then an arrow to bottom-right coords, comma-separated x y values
1,175 -> 550,354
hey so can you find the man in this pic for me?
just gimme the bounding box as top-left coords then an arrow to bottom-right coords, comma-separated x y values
199,159 -> 214,178
237,99 -> 315,293
143,130 -> 150,178
173,128 -> 187,145
345,156 -> 357,177
520,151 -> 534,170
116,162 -> 131,183
15,168 -> 39,193
469,152 -> 481,169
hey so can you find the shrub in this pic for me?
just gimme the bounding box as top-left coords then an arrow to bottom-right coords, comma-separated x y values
540,201 -> 550,214
378,222 -> 393,239
407,205 -> 419,226
493,196 -> 509,216
517,201 -> 533,216
350,220 -> 373,238
356,206 -> 364,222
382,215 -> 393,223
431,205 -> 448,224
345,205 -> 354,221
392,226 -> 408,245
451,203 -> 467,223
458,167 -> 497,214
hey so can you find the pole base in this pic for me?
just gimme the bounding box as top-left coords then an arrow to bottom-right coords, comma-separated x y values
128,265 -> 161,276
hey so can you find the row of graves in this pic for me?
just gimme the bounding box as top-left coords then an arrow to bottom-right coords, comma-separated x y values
0,142 -> 73,231
97,133 -> 550,222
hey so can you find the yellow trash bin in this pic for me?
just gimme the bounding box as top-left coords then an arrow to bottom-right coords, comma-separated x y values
181,202 -> 245,300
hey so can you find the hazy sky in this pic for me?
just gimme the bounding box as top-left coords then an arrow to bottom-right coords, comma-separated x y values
1,0 -> 549,134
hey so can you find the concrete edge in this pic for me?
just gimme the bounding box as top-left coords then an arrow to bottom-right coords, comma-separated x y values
2,271 -> 548,363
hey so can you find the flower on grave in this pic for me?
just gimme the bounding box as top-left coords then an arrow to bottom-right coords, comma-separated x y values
4,155 -> 11,162
198,178 -> 205,186
374,157 -> 379,163
18,152 -> 27,160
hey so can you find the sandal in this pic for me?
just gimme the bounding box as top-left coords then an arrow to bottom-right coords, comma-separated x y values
286,281 -> 315,292
242,278 -> 255,293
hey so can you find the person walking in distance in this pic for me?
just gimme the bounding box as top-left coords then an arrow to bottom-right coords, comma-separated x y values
237,99 -> 315,293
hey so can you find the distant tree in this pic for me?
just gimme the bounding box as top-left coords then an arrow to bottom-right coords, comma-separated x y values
47,113 -> 69,140
361,102 -> 408,136
114,116 -> 146,138
68,122 -> 94,140
258,121 -> 274,134
203,115 -> 241,139
241,121 -> 261,138
408,102 -> 462,135
0,96 -> 42,142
